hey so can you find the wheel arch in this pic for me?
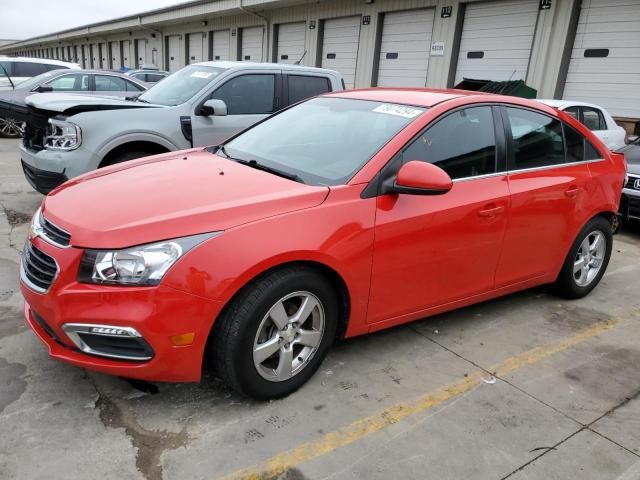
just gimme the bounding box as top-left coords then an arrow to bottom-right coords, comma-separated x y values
99,140 -> 171,168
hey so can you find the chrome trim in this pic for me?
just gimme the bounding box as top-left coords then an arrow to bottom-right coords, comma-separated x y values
453,171 -> 506,183
61,323 -> 153,361
32,210 -> 71,249
20,241 -> 59,294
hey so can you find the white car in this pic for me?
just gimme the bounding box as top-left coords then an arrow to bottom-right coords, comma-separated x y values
0,56 -> 80,89
538,99 -> 626,150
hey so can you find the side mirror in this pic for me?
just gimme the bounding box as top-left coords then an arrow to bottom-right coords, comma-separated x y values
383,161 -> 453,196
199,99 -> 227,117
34,84 -> 54,93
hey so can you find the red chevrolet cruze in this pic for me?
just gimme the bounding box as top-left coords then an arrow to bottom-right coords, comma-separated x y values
21,89 -> 626,399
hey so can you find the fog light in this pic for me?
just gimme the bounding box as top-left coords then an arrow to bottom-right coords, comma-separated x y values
170,332 -> 195,346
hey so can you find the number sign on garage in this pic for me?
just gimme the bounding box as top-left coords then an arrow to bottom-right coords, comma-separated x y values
376,9 -> 435,87
454,0 -> 539,84
240,26 -> 264,62
276,22 -> 306,65
563,0 -> 640,119
321,16 -> 362,89
211,30 -> 230,61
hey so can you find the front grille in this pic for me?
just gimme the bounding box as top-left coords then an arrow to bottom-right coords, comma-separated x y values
626,175 -> 640,190
22,122 -> 46,152
41,216 -> 71,247
22,242 -> 58,292
628,196 -> 640,220
77,333 -> 154,361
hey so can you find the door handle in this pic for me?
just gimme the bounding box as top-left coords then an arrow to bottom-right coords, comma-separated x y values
565,186 -> 581,198
478,205 -> 505,217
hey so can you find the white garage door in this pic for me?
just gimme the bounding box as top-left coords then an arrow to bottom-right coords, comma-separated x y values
376,9 -> 434,87
563,0 -> 640,118
99,43 -> 108,69
276,22 -> 306,64
110,41 -> 121,69
241,26 -> 264,62
136,39 -> 148,67
321,16 -> 361,89
211,30 -> 230,61
188,32 -> 205,64
455,0 -> 538,84
82,46 -> 89,68
90,44 -> 98,68
167,35 -> 184,72
122,40 -> 133,68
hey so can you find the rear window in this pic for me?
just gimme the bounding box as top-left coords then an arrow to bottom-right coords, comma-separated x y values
12,62 -> 49,77
288,75 -> 331,104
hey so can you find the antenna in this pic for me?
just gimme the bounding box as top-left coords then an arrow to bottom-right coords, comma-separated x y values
294,50 -> 307,65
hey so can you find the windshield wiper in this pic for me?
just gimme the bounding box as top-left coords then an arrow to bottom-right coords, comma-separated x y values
135,97 -> 150,104
236,159 -> 304,183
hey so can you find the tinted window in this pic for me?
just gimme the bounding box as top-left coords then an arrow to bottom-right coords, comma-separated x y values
212,74 -> 275,115
564,124 -> 585,163
95,75 -> 127,91
146,73 -> 166,82
13,62 -> 48,76
585,140 -> 602,161
288,75 -> 331,104
125,79 -> 145,92
0,62 -> 13,76
506,107 -> 564,170
582,107 -> 606,131
44,64 -> 67,72
564,106 -> 580,120
46,73 -> 89,91
403,106 -> 496,180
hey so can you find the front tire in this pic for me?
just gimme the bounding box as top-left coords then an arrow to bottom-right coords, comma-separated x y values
553,216 -> 612,299
211,266 -> 338,400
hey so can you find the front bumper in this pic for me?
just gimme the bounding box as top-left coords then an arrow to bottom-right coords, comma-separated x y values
20,236 -> 224,383
22,159 -> 68,194
621,186 -> 640,222
20,143 -> 95,193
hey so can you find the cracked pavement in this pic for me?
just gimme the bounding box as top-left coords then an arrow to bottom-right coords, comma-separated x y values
0,137 -> 639,480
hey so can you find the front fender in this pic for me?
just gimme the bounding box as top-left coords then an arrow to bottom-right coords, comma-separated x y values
96,132 -> 182,161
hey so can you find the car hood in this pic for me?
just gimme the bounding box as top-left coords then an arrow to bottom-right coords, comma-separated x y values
0,90 -> 30,115
41,149 -> 330,249
25,92 -> 160,114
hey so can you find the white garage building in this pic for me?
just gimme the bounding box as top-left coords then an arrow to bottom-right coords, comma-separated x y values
2,0 -> 639,127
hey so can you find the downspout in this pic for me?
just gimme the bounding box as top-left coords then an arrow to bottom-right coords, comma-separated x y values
238,0 -> 270,62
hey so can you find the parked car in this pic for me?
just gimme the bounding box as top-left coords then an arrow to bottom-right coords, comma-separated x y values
19,61 -> 343,193
20,89 -> 625,399
538,99 -> 626,150
0,56 -> 80,89
124,68 -> 169,85
616,136 -> 640,228
0,69 -> 147,138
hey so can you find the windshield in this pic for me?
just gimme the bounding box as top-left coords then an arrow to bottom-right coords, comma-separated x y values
223,97 -> 425,186
137,65 -> 226,106
14,70 -> 63,90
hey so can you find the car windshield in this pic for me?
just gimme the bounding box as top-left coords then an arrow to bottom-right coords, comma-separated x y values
222,97 -> 425,186
137,65 -> 226,106
14,70 -> 63,90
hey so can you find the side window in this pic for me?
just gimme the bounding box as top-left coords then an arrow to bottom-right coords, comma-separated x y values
287,75 -> 331,104
585,140 -> 602,161
506,107 -> 564,170
403,106 -> 496,180
13,62 -> 47,77
44,64 -> 66,72
131,73 -> 145,81
146,73 -> 166,83
94,75 -> 127,91
563,124 -> 585,163
125,80 -> 145,92
46,74 -> 89,91
564,106 -> 580,121
0,62 -> 13,76
211,74 -> 275,115
582,107 -> 606,131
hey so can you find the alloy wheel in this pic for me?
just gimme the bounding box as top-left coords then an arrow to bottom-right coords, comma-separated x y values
573,230 -> 606,287
0,117 -> 24,138
253,291 -> 325,382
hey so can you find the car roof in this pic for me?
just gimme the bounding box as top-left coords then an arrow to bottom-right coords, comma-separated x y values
0,56 -> 80,68
192,60 -> 340,75
325,88 -> 490,108
537,98 -> 604,110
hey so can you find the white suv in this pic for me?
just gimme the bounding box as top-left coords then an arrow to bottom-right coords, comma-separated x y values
0,56 -> 80,89
19,62 -> 343,193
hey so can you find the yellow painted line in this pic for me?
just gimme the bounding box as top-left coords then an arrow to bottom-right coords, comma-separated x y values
219,311 -> 635,480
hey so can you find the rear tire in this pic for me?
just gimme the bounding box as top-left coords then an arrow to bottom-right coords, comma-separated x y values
553,216 -> 612,299
211,266 -> 338,400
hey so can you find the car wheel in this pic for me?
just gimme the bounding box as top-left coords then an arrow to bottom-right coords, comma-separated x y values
611,214 -> 622,235
553,216 -> 612,299
211,266 -> 338,400
102,151 -> 152,167
0,116 -> 24,138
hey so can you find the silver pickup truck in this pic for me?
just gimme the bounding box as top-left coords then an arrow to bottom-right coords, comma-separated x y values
19,61 -> 344,193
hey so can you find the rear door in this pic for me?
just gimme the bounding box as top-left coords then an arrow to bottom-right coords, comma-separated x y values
191,70 -> 281,147
368,105 -> 509,324
495,106 -> 593,287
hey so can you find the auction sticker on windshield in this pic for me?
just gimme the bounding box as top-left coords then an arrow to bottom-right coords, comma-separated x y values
191,71 -> 213,79
373,104 -> 423,119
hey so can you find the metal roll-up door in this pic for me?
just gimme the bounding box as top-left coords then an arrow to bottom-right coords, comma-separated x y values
376,9 -> 434,87
99,42 -> 108,69
563,0 -> 640,119
167,35 -> 183,71
188,32 -> 205,64
122,40 -> 132,68
82,45 -> 90,68
91,44 -> 99,69
110,41 -> 121,69
454,0 -> 538,84
276,22 -> 306,64
211,30 -> 230,61
321,16 -> 361,89
136,39 -> 148,67
240,26 -> 264,62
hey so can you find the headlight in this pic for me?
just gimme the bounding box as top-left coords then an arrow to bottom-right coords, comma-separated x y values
78,232 -> 221,286
45,118 -> 81,151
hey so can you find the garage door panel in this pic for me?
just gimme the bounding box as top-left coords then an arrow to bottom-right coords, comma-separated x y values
454,0 -> 538,84
277,22 -> 306,64
188,32 -> 205,64
241,26 -> 264,62
321,16 -> 361,89
212,30 -> 230,61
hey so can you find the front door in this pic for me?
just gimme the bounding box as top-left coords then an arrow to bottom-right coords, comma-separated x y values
191,71 -> 280,147
368,106 -> 509,324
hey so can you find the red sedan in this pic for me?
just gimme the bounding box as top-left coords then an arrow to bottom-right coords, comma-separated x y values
21,89 -> 626,399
